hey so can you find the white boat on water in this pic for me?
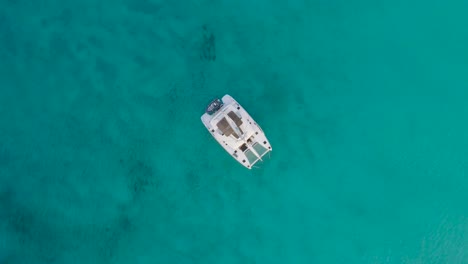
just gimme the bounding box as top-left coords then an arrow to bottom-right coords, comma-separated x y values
201,94 -> 272,169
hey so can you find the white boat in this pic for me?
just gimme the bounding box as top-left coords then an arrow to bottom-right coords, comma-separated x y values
201,94 -> 272,169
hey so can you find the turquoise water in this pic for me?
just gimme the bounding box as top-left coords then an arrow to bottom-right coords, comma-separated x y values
1,0 -> 468,263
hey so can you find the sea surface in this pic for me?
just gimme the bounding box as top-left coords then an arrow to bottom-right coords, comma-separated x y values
1,0 -> 467,263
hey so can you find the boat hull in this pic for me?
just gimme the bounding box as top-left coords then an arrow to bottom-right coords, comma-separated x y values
201,95 -> 272,169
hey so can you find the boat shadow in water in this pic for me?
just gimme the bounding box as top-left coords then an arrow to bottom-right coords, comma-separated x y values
199,25 -> 216,62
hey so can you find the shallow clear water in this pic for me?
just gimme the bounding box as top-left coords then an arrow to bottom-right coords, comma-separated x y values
1,0 -> 467,263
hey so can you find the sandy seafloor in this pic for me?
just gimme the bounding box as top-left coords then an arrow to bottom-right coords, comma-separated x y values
1,0 -> 468,263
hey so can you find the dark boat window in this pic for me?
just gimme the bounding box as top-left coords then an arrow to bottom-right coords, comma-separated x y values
240,144 -> 248,152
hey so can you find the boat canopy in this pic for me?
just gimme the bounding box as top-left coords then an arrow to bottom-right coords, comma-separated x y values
216,111 -> 244,139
